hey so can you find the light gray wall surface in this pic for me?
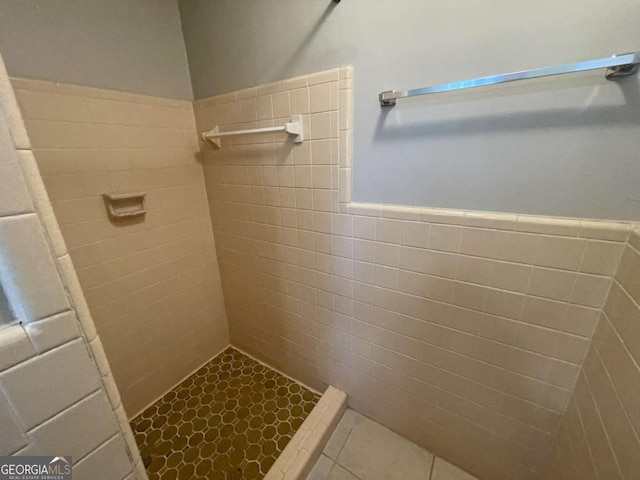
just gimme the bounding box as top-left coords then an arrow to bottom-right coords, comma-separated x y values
179,0 -> 640,220
0,0 -> 193,100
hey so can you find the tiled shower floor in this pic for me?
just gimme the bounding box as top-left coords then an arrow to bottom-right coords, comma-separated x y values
131,347 -> 320,480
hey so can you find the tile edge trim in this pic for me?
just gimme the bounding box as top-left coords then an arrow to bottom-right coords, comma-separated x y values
264,385 -> 347,480
345,202 -> 635,241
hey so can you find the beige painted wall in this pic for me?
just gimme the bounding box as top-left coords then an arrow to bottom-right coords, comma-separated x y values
193,67 -> 634,480
11,78 -> 229,417
548,228 -> 640,480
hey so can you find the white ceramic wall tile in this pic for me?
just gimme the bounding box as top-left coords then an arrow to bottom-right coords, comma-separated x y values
0,390 -> 28,454
113,404 -> 142,464
16,150 -> 67,258
516,216 -> 582,237
0,110 -> 33,217
0,214 -> 69,322
0,339 -> 101,430
430,225 -> 462,253
56,254 -> 97,341
28,390 -> 118,462
431,457 -> 478,480
579,221 -> 628,242
13,443 -> 38,456
88,336 -> 111,377
0,325 -> 36,372
73,434 -> 132,480
102,371 -> 122,411
308,69 -> 340,86
570,275 -> 611,308
23,310 -> 80,354
0,56 -> 30,149
534,236 -> 585,271
579,241 -> 624,276
614,246 -> 640,305
311,84 -> 333,113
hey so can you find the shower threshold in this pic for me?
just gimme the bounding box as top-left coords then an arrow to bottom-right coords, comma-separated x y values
130,347 -> 323,480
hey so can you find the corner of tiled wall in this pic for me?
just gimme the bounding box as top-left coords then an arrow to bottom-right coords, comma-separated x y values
0,54 -> 147,479
546,225 -> 640,480
192,65 -> 639,480
338,65 -> 353,210
11,74 -> 230,417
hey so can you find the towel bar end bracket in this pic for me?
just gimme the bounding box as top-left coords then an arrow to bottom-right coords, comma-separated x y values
379,91 -> 399,107
605,62 -> 639,79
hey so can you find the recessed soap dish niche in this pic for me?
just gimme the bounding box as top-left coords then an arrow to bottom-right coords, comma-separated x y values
103,192 -> 146,221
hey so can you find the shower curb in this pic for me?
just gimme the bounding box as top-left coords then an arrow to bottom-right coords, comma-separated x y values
265,385 -> 347,480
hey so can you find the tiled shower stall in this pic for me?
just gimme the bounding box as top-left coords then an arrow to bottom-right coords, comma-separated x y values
0,23 -> 639,480
2,60 -> 639,480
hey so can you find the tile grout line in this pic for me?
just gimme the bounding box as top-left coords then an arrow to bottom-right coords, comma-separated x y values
126,343 -> 229,420
334,425 -> 353,462
232,344 -> 323,396
331,425 -> 361,479
428,455 -> 435,480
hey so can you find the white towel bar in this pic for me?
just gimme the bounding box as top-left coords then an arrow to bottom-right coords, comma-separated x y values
202,115 -> 304,149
